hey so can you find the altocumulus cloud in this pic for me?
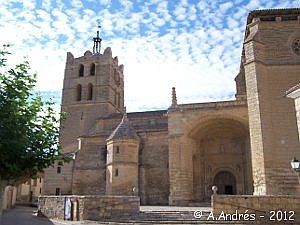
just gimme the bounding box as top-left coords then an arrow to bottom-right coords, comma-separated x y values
0,0 -> 299,112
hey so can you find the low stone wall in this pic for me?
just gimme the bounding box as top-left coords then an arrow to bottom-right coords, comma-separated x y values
38,195 -> 140,221
212,195 -> 300,223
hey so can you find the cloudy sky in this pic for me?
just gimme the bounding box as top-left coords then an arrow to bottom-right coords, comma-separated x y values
0,0 -> 298,112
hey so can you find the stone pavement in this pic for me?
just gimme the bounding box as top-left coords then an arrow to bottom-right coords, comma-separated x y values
2,206 -> 208,225
2,206 -> 81,225
2,205 -> 260,225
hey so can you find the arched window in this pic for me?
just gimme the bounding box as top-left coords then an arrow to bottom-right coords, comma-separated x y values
114,88 -> 117,105
87,83 -> 93,100
117,92 -> 120,108
79,64 -> 84,77
114,68 -> 117,81
90,63 -> 95,76
76,84 -> 82,101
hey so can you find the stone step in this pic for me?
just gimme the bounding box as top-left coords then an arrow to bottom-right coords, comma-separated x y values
138,210 -> 209,220
86,210 -> 259,224
86,219 -> 257,224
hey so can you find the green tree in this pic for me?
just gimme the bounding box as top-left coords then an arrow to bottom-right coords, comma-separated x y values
0,50 -> 66,223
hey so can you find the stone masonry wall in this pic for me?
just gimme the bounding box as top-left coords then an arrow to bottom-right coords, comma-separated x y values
43,160 -> 74,195
138,130 -> 169,205
244,19 -> 300,195
212,195 -> 300,223
72,137 -> 107,195
38,195 -> 140,221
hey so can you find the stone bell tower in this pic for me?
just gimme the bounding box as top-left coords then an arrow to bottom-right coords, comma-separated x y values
44,25 -> 125,195
60,25 -> 125,154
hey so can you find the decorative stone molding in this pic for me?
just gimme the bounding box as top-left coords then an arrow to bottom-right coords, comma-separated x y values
292,37 -> 300,55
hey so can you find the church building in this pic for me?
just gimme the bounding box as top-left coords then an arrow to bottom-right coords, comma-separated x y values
44,8 -> 300,206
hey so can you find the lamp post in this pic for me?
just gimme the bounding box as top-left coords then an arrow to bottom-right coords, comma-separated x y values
291,157 -> 300,193
291,157 -> 300,173
291,158 -> 300,187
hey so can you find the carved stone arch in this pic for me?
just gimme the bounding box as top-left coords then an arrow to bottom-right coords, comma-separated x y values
79,64 -> 84,77
76,84 -> 82,101
187,112 -> 251,200
87,83 -> 93,100
185,113 -> 249,139
212,170 -> 237,195
210,167 -> 240,185
90,63 -> 95,76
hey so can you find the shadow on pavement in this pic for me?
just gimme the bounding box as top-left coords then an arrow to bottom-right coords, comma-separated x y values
2,206 -> 54,225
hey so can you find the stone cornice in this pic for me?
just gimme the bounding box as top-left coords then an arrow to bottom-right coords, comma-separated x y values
106,161 -> 138,166
169,100 -> 247,112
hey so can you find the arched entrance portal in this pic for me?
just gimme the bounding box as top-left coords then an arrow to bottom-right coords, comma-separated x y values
187,116 -> 252,202
213,171 -> 236,195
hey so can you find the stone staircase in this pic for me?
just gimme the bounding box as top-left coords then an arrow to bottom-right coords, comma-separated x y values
85,206 -> 261,224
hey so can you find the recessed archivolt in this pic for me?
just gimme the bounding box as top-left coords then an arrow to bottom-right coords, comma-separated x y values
209,167 -> 241,185
186,114 -> 249,139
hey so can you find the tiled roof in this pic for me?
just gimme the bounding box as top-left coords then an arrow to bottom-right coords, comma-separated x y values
128,110 -> 168,118
133,123 -> 168,132
107,115 -> 140,141
107,110 -> 167,119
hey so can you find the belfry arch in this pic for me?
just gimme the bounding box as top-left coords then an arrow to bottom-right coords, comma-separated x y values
187,115 -> 252,202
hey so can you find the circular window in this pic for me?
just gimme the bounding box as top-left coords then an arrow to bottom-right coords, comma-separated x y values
292,38 -> 300,55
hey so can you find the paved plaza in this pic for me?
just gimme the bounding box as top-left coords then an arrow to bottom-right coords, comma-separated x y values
2,205 -> 214,225
2,205 -> 263,225
2,206 -> 81,225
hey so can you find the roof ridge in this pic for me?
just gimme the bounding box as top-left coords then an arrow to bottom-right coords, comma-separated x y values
107,115 -> 140,141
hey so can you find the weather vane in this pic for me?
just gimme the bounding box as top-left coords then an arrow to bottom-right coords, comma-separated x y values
97,19 -> 101,30
93,19 -> 102,55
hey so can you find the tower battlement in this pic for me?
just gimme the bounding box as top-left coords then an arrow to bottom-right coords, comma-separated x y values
66,48 -> 123,70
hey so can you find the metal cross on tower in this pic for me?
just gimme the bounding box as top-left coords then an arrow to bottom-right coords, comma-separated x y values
93,20 -> 102,54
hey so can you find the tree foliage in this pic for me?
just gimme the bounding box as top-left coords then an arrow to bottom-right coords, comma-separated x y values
0,50 -> 66,186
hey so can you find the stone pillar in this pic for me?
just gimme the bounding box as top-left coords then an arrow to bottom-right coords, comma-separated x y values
168,133 -> 193,205
171,87 -> 177,107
